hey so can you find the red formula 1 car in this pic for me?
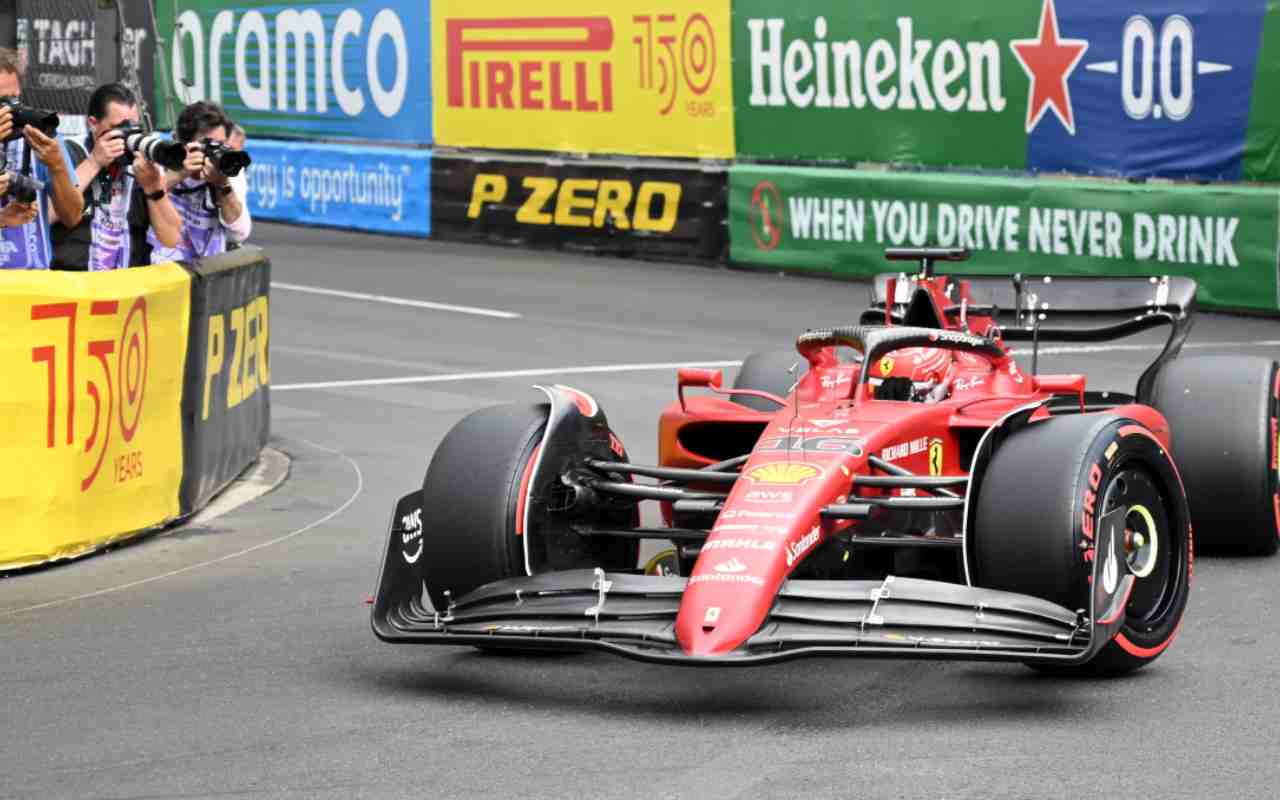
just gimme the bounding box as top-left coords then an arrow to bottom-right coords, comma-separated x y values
373,248 -> 1280,673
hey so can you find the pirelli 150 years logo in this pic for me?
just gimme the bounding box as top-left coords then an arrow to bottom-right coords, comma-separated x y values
433,0 -> 733,157
1,266 -> 188,557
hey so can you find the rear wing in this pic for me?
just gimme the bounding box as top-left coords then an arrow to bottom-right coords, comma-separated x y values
861,272 -> 1197,401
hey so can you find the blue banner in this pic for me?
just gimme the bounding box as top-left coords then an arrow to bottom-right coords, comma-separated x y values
245,139 -> 431,236
1024,0 -> 1268,181
159,0 -> 432,144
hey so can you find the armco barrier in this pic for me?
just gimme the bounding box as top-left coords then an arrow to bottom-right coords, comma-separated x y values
180,248 -> 271,514
0,251 -> 270,571
246,140 -> 432,238
432,153 -> 727,260
733,0 -> 1280,182
730,164 -> 1280,311
432,0 -> 734,157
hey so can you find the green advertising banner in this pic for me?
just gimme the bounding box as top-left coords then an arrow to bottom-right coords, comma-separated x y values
730,164 -> 1280,311
733,0 -> 1280,182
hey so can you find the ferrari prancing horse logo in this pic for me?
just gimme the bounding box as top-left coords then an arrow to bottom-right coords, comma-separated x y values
878,357 -> 895,377
928,439 -> 944,476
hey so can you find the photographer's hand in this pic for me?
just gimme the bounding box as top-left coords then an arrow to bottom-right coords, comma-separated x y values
25,125 -> 84,225
182,143 -> 205,180
91,128 -> 126,170
0,106 -> 12,143
135,154 -> 182,249
0,200 -> 37,228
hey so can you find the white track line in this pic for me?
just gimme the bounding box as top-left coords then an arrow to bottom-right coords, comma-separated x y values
272,281 -> 521,319
274,361 -> 745,391
0,440 -> 364,618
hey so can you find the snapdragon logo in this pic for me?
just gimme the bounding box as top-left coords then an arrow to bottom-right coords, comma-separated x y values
171,5 -> 409,119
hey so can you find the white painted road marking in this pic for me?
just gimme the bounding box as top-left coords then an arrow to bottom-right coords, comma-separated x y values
275,361 -> 745,391
272,281 -> 521,319
275,342 -> 1280,392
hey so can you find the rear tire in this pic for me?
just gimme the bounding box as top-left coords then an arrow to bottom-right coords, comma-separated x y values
971,415 -> 1192,675
1147,356 -> 1280,556
732,351 -> 806,412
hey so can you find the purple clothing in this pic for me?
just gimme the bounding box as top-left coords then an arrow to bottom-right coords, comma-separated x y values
149,178 -> 226,263
0,136 -> 78,269
87,171 -> 134,271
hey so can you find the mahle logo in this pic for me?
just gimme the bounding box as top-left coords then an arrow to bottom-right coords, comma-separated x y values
748,180 -> 785,252
171,5 -> 410,118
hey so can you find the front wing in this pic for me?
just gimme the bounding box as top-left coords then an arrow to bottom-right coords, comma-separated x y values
373,491 -> 1134,667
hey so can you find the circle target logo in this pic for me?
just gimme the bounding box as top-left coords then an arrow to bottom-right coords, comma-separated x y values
117,297 -> 149,442
681,14 -> 716,96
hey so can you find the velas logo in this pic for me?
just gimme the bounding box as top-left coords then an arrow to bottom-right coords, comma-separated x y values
748,180 -> 784,252
446,17 -> 614,112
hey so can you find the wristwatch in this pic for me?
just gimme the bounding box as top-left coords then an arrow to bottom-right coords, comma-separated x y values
146,188 -> 165,202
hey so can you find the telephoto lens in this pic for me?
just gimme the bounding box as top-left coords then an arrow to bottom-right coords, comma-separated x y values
124,131 -> 188,172
0,97 -> 59,141
4,170 -> 44,203
201,139 -> 252,177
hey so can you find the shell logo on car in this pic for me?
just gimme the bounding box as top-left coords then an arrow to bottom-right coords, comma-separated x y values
747,462 -> 820,485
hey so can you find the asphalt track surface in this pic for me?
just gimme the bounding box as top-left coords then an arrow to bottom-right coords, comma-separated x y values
5,223 -> 1280,800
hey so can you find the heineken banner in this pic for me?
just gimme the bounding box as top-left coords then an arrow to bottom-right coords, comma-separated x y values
730,164 -> 1280,311
733,0 -> 1280,182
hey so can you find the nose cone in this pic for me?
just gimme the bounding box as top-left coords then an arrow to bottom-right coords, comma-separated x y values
675,555 -> 777,657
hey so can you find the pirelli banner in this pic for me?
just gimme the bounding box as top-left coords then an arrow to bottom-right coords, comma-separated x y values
432,154 -> 727,260
0,252 -> 270,571
432,0 -> 734,157
730,164 -> 1280,311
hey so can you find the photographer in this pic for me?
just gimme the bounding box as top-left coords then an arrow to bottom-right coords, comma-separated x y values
151,101 -> 250,263
0,48 -> 83,268
54,83 -> 181,270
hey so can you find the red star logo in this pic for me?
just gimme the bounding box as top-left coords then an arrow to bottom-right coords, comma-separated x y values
1010,0 -> 1089,135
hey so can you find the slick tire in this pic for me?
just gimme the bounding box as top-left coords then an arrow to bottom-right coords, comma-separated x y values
971,415 -> 1192,676
732,351 -> 807,412
419,403 -> 548,610
1147,356 -> 1280,556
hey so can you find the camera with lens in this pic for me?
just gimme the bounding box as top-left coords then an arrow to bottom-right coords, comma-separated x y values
0,97 -> 59,141
200,138 -> 251,177
4,170 -> 43,203
114,124 -> 188,171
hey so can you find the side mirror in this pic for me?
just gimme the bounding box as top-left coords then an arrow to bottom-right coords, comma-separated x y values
677,367 -> 723,389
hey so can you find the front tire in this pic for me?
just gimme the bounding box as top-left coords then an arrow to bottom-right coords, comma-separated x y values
420,404 -> 548,609
971,415 -> 1192,675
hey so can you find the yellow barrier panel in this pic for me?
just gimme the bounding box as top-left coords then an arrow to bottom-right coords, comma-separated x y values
0,264 -> 191,570
433,0 -> 734,157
